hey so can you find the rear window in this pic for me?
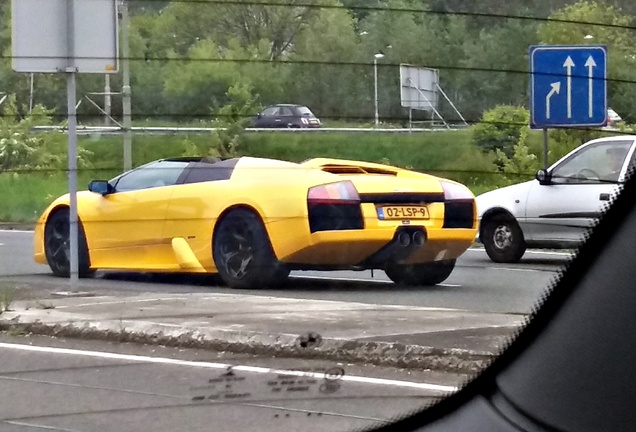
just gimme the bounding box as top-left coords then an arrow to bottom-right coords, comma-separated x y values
296,106 -> 314,116
181,159 -> 239,184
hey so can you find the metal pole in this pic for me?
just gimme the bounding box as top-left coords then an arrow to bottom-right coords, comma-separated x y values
29,73 -> 34,113
374,57 -> 379,127
543,128 -> 549,170
408,108 -> 412,132
435,83 -> 468,126
104,74 -> 111,125
121,0 -> 132,171
66,0 -> 78,292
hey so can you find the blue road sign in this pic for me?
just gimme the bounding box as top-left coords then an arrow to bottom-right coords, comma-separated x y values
530,45 -> 607,128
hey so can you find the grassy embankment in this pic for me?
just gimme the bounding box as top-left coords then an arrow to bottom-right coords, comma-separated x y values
0,129 -> 541,222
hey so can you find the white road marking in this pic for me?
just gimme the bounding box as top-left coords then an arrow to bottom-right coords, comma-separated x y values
291,274 -> 393,284
0,229 -> 34,234
4,420 -> 82,432
57,297 -> 189,309
0,342 -> 458,394
0,243 -> 4,246
290,274 -> 461,288
489,267 -> 543,273
468,247 -> 573,257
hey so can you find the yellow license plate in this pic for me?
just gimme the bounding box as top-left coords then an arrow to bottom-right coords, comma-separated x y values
377,206 -> 429,220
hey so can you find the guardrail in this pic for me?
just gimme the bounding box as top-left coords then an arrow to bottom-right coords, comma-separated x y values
31,125 -> 466,135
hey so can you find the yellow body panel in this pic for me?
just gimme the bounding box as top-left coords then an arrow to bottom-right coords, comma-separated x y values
34,156 -> 478,274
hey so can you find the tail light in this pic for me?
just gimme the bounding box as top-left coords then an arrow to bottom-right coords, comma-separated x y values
307,181 -> 360,204
440,181 -> 475,228
440,181 -> 474,200
307,181 -> 363,232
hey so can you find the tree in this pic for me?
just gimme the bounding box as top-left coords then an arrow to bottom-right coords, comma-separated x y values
287,2 -> 366,121
162,38 -> 284,122
181,81 -> 262,159
149,0 -> 321,61
459,19 -> 539,121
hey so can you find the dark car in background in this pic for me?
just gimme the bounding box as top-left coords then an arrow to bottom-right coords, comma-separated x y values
251,104 -> 321,128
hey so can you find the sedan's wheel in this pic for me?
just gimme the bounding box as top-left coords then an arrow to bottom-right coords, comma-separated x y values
482,216 -> 526,263
44,208 -> 94,278
385,259 -> 456,286
213,208 -> 289,289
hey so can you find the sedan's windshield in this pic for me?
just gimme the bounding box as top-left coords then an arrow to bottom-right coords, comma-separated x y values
552,141 -> 632,183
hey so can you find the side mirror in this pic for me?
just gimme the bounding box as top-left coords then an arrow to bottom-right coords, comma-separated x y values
536,169 -> 552,185
88,180 -> 114,195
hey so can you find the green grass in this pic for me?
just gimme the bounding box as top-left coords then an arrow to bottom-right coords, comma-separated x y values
0,171 -> 102,223
1,128 -> 533,222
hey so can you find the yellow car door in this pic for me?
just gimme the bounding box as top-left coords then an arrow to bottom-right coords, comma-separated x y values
82,160 -> 190,270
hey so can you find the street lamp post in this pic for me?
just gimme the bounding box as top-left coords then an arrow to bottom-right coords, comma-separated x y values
373,53 -> 384,127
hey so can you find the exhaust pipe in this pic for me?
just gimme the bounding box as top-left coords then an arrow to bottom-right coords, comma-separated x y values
412,231 -> 426,246
361,228 -> 427,267
397,231 -> 411,246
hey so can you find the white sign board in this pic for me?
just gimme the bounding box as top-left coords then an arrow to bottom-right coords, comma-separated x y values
12,0 -> 119,73
400,64 -> 439,111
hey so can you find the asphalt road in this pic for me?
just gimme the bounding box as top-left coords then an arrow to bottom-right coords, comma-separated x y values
0,334 -> 461,432
0,230 -> 570,314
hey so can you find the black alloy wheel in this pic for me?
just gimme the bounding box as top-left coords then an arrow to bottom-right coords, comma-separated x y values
44,208 -> 93,278
213,208 -> 289,289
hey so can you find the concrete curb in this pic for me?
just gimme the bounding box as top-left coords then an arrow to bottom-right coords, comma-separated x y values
0,223 -> 35,231
0,317 -> 502,374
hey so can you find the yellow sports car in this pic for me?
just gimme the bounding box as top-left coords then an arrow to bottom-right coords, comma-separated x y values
34,156 -> 478,288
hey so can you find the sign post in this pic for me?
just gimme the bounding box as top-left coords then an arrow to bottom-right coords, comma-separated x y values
12,0 -> 118,292
529,45 -> 608,168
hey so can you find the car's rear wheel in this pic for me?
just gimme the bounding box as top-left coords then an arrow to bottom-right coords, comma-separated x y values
212,208 -> 289,289
44,208 -> 94,278
384,259 -> 456,286
482,215 -> 526,263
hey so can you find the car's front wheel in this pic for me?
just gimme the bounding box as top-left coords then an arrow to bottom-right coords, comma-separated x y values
212,208 -> 289,289
44,208 -> 94,278
482,215 -> 526,263
384,260 -> 456,286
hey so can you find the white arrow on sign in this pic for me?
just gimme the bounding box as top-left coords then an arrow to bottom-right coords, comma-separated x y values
545,82 -> 561,120
563,56 -> 575,119
585,56 -> 597,118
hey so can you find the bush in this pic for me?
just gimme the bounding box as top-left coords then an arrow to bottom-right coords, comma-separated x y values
472,105 -> 530,156
494,125 -> 541,185
0,95 -> 92,174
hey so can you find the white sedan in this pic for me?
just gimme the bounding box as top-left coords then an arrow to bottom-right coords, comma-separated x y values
476,136 -> 635,263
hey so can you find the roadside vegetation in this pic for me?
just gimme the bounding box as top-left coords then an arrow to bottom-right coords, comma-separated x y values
1,113 -> 623,222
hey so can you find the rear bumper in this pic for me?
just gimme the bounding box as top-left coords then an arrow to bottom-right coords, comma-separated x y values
278,225 -> 476,268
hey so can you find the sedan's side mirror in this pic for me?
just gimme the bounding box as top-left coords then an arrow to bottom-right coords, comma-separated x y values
88,180 -> 115,195
536,169 -> 552,185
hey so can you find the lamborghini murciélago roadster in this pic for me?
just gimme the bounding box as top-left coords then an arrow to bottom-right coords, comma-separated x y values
34,156 -> 478,288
